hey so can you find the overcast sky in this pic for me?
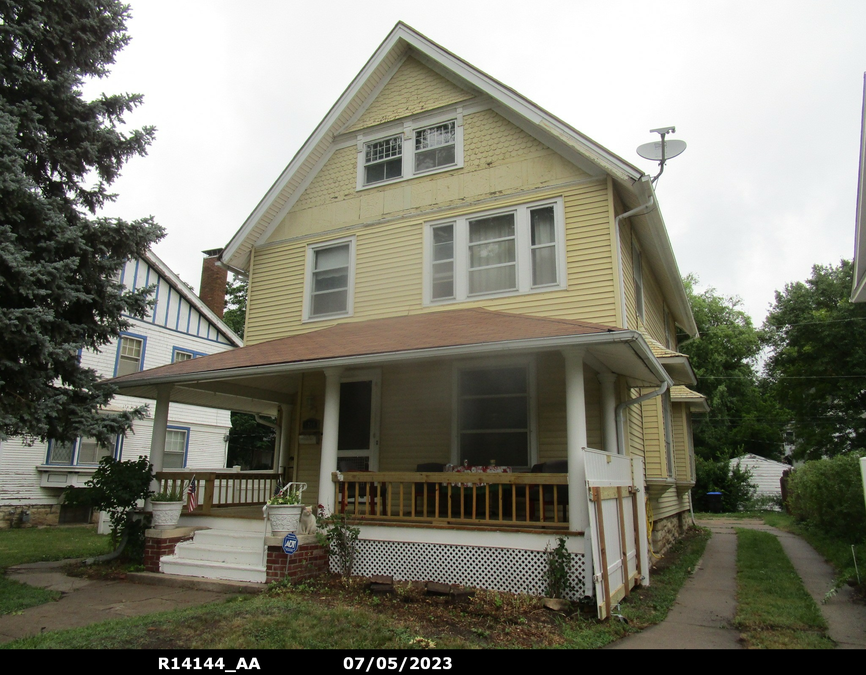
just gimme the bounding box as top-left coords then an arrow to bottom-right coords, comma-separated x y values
86,0 -> 866,327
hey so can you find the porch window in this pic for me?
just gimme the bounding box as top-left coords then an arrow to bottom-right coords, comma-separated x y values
458,366 -> 530,468
426,198 -> 565,304
163,428 -> 189,469
305,238 -> 355,321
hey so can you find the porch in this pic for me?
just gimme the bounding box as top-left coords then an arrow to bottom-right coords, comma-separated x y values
117,310 -> 669,610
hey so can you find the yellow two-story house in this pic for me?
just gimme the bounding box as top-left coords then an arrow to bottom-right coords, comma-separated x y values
115,23 -> 705,615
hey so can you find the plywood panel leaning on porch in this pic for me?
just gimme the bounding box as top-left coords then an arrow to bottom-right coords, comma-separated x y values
332,470 -> 573,529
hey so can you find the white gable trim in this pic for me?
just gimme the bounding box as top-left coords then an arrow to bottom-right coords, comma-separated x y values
222,22 -> 644,273
143,251 -> 243,347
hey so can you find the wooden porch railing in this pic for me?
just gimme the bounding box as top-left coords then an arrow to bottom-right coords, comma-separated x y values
156,471 -> 280,514
332,471 -> 570,528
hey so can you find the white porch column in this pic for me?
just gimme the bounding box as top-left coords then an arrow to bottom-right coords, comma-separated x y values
317,367 -> 343,512
563,348 -> 589,532
278,403 -> 293,479
598,373 -> 618,454
148,384 -> 173,495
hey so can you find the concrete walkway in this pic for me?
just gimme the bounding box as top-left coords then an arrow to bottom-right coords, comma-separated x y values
608,518 -> 866,649
0,561 -> 258,645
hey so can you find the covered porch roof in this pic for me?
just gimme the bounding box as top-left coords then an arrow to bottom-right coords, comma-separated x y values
110,309 -> 672,414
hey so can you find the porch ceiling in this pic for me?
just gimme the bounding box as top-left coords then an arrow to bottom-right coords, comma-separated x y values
110,309 -> 669,409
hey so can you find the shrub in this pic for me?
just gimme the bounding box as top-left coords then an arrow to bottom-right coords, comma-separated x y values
786,454 -> 866,541
694,452 -> 757,512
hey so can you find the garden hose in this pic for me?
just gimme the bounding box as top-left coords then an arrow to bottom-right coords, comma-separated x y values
646,497 -> 662,560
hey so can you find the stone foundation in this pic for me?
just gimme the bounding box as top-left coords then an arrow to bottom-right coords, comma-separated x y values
143,527 -> 198,573
265,536 -> 328,584
0,504 -> 61,529
651,511 -> 688,555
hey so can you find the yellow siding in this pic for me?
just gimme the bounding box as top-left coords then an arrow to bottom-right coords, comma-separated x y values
346,57 -> 474,133
626,386 -> 645,461
246,180 -> 618,344
642,263 -> 666,346
641,393 -> 665,478
672,403 -> 689,481
265,109 -> 589,245
652,488 -> 689,521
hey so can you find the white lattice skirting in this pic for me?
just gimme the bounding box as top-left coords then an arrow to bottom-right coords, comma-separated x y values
342,539 -> 587,599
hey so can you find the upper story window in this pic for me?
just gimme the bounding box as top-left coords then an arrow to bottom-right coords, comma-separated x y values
357,113 -> 463,189
425,198 -> 566,304
414,121 -> 456,173
115,334 -> 145,377
304,237 -> 356,322
364,135 -> 403,185
172,348 -> 207,363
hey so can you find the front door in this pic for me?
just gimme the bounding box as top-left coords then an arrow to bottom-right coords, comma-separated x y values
337,370 -> 381,471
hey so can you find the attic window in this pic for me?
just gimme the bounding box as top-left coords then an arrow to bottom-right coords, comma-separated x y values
415,121 -> 456,173
364,135 -> 402,185
357,113 -> 463,190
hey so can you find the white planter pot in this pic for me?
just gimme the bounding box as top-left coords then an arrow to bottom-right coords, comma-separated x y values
151,501 -> 184,529
267,504 -> 304,537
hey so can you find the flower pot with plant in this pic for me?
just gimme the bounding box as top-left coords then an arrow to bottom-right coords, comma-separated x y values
151,487 -> 186,529
265,482 -> 307,537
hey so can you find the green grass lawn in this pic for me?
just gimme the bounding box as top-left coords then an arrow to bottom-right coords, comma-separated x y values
0,526 -> 113,616
734,528 -> 834,649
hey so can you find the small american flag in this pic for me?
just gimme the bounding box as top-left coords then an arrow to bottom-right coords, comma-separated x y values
186,476 -> 197,513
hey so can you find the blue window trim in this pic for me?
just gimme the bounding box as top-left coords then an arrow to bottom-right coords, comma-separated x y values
46,435 -> 122,466
113,331 -> 148,377
171,346 -> 208,363
165,426 -> 191,468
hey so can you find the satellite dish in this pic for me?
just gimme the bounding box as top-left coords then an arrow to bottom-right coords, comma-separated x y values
637,139 -> 687,161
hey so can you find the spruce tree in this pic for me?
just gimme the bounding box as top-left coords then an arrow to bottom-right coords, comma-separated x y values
0,1 -> 164,444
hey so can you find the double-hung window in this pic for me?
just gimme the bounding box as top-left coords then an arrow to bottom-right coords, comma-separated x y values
304,237 -> 355,321
47,436 -> 118,465
358,115 -> 462,189
363,135 -> 403,185
426,198 -> 565,304
115,334 -> 145,377
414,121 -> 456,173
163,427 -> 189,469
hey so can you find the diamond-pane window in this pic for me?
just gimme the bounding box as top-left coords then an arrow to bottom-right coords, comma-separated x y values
364,135 -> 402,185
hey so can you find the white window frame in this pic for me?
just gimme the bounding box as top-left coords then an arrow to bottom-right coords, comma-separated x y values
303,236 -> 356,322
451,357 -> 538,470
424,198 -> 566,305
356,111 -> 464,190
163,427 -> 189,469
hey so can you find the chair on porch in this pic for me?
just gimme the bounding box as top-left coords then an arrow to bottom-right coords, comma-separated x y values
414,462 -> 445,517
337,458 -> 381,515
528,460 -> 569,522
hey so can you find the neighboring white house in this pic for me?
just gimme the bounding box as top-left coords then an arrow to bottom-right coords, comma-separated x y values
731,453 -> 790,500
0,250 -> 242,528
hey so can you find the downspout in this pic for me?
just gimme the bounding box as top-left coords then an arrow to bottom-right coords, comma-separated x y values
614,184 -> 656,330
615,380 -> 668,456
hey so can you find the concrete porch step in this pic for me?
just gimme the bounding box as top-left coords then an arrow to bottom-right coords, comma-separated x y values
173,542 -> 264,566
160,555 -> 267,584
188,529 -> 264,551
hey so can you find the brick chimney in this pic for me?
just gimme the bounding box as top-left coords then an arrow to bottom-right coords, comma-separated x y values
200,248 -> 227,319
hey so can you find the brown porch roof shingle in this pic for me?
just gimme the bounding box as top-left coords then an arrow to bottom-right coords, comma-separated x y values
111,309 -> 621,384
